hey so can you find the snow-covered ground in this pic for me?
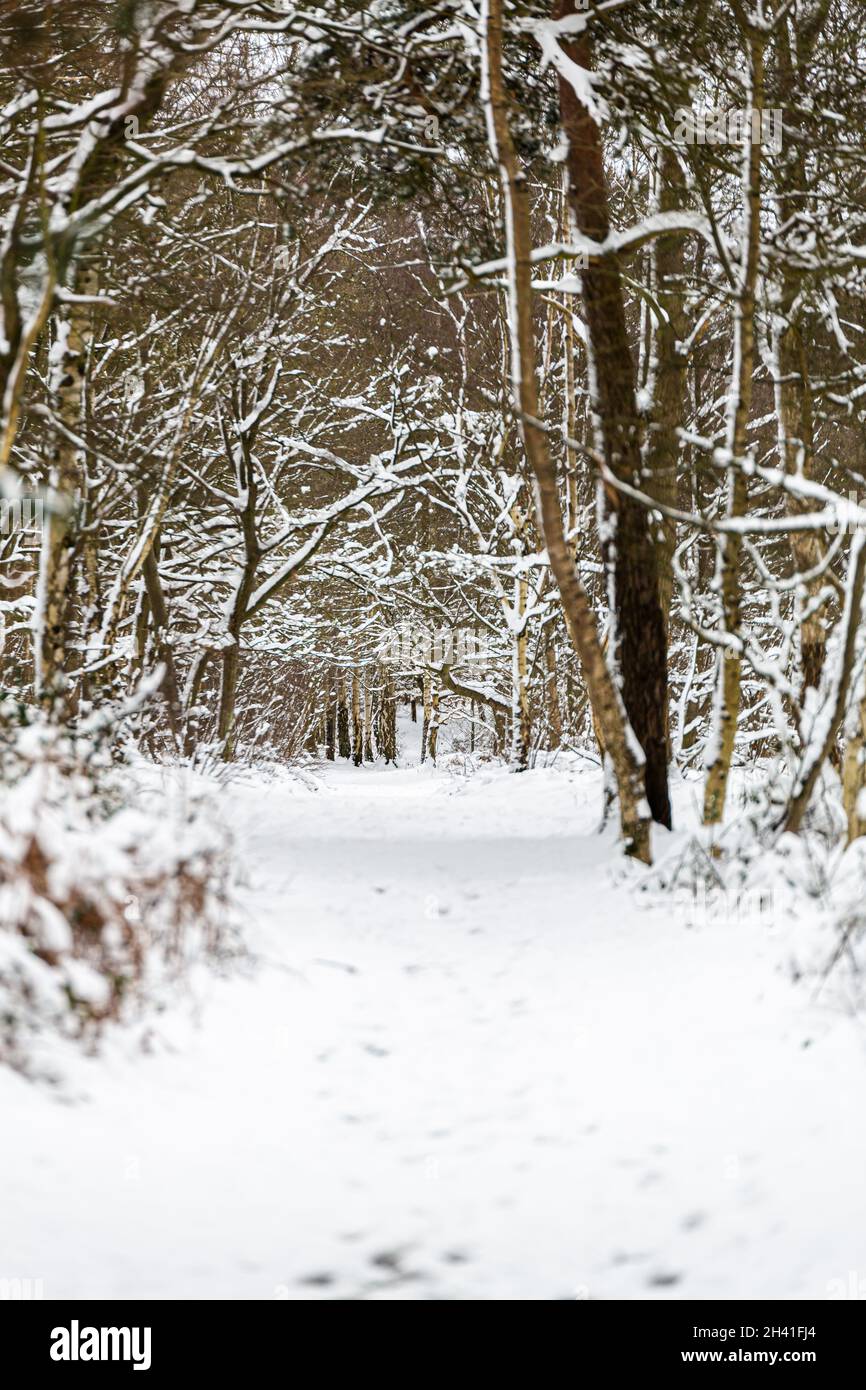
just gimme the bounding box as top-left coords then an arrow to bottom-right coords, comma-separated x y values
3,722 -> 866,1301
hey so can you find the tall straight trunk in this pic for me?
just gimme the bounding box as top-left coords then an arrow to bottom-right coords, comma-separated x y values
428,678 -> 440,764
35,267 -> 97,711
559,176 -> 582,544
551,0 -> 670,830
325,674 -> 336,761
703,26 -> 765,827
777,323 -> 824,693
363,672 -> 375,761
483,0 -> 651,861
421,670 -> 432,763
217,462 -> 259,760
509,569 -> 530,771
351,669 -> 363,766
337,674 -> 351,759
378,666 -> 397,764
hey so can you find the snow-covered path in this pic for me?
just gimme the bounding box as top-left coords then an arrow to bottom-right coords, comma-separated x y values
3,751 -> 866,1300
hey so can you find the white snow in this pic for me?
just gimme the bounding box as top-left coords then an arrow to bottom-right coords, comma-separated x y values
2,738 -> 866,1300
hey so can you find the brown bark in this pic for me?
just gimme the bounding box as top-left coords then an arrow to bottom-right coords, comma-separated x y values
484,0 -> 651,861
377,666 -> 397,763
434,662 -> 509,716
337,674 -> 351,759
325,673 -> 336,761
37,269 -> 98,711
351,669 -> 363,766
552,0 -> 671,830
363,672 -> 375,761
428,678 -> 440,764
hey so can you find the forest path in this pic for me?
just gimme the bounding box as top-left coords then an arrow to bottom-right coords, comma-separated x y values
3,755 -> 866,1299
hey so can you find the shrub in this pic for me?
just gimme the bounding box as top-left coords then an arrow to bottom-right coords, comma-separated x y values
0,711 -> 237,1075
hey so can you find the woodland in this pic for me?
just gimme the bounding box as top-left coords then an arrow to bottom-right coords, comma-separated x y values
1,0 -> 866,1304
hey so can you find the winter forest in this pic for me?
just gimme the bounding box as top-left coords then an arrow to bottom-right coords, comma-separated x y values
2,0 -> 866,1307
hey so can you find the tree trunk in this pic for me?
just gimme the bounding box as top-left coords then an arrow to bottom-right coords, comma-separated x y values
842,677 -> 866,843
377,666 -> 397,764
182,647 -> 214,758
421,670 -> 432,763
552,0 -> 671,831
35,269 -> 98,712
142,546 -> 182,745
509,570 -> 530,771
363,672 -> 375,761
703,25 -> 765,827
428,678 -> 440,764
337,674 -> 351,759
483,0 -> 652,861
325,675 -> 336,761
351,669 -> 363,766
217,552 -> 258,762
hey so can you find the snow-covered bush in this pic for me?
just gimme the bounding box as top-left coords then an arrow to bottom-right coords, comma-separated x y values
0,707 -> 237,1074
